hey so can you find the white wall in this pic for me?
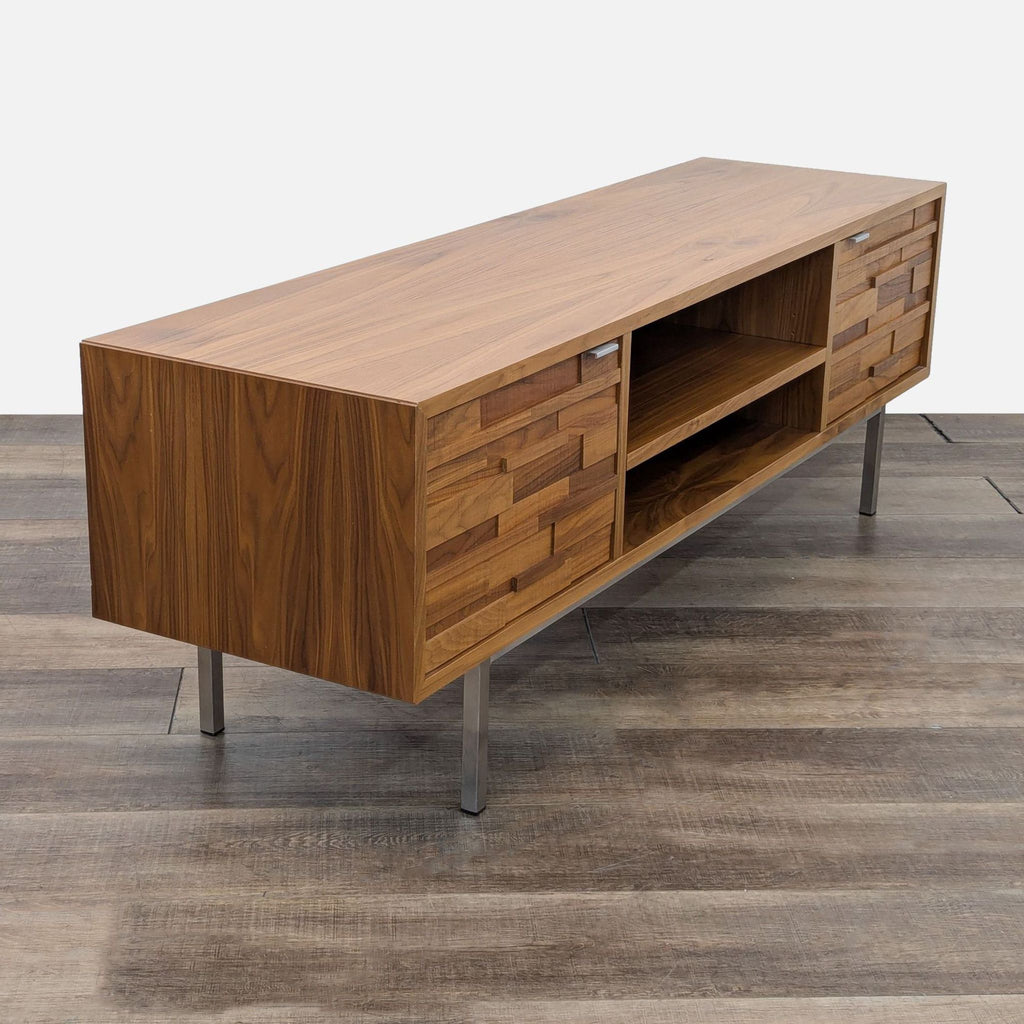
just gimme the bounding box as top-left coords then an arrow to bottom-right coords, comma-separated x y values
2,2 -> 1018,414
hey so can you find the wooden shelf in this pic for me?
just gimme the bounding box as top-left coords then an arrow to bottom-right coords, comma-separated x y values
626,326 -> 826,469
624,416 -> 816,551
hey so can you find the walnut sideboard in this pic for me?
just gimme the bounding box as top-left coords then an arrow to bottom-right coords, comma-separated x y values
81,157 -> 945,812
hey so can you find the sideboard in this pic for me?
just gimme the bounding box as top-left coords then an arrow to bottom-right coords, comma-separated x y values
80,158 -> 945,812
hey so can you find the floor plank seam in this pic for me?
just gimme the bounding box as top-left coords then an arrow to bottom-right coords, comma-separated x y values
581,607 -> 601,663
166,667 -> 184,734
985,476 -> 1023,514
921,414 -> 954,442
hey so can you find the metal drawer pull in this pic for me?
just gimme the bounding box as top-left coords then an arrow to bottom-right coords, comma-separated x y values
848,230 -> 871,244
586,340 -> 620,359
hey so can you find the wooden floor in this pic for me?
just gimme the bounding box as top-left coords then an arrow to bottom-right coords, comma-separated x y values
2,413 -> 1024,1023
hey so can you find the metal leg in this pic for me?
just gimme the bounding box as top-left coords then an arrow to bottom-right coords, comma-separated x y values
859,406 -> 885,516
460,659 -> 489,814
198,647 -> 225,736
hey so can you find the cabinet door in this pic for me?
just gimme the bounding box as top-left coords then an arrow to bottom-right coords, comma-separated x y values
423,344 -> 622,672
827,199 -> 940,421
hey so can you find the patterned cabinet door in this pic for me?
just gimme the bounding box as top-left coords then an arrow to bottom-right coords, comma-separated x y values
423,344 -> 622,672
828,200 -> 940,421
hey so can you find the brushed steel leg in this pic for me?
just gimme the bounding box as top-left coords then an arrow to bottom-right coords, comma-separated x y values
198,647 -> 225,736
461,659 -> 489,814
859,406 -> 885,516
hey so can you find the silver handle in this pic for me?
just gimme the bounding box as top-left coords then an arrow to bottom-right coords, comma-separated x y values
585,340 -> 619,359
848,230 -> 871,244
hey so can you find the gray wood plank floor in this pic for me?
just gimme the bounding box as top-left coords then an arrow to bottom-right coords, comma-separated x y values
1,413 -> 1022,1023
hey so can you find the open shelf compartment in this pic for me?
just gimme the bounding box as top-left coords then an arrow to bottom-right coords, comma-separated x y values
627,325 -> 824,469
626,246 -> 832,470
623,365 -> 825,552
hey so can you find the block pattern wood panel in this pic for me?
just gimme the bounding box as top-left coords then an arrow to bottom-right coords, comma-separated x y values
423,347 -> 622,672
827,201 -> 938,421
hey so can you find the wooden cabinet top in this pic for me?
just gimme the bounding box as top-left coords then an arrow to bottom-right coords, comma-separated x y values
84,157 -> 943,412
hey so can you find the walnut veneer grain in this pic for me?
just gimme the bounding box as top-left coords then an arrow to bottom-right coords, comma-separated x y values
80,159 -> 945,700
84,158 -> 943,412
81,346 -> 422,700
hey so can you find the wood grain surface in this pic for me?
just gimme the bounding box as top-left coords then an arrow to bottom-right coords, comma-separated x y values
828,200 -> 939,420
3,412 -> 1023,1021
419,373 -> 928,692
624,417 -> 816,548
781,442 -> 1024,477
25,890 -> 1024,1011
927,414 -> 1024,442
78,166 -> 945,697
468,997 -> 1024,1023
0,445 -> 85,478
80,345 -> 422,699
627,327 -> 825,467
423,350 -> 619,678
673,243 -> 834,346
0,413 -> 83,444
4,800 -> 1024,897
84,159 -> 943,412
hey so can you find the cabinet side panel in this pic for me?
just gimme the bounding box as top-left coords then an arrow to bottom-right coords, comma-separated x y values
81,344 -> 420,701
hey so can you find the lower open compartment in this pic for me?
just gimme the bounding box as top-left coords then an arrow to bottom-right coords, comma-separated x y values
623,366 -> 824,551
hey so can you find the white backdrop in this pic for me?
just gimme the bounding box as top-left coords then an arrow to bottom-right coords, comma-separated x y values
2,2 -> 1019,414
